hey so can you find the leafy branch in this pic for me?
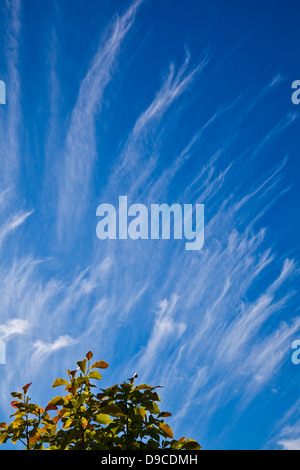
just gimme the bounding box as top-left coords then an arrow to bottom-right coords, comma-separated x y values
0,351 -> 201,451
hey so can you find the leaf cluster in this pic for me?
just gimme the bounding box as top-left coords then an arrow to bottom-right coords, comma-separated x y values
0,351 -> 201,451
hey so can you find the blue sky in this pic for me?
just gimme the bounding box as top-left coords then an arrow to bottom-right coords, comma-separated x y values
0,0 -> 300,450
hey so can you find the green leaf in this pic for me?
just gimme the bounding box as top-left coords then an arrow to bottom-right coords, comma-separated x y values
149,402 -> 160,415
76,376 -> 89,385
182,439 -> 201,450
77,359 -> 87,374
135,384 -> 163,391
170,440 -> 183,450
135,384 -> 152,390
95,413 -> 111,425
52,378 -> 69,388
89,370 -> 102,380
10,392 -> 23,399
100,405 -> 124,417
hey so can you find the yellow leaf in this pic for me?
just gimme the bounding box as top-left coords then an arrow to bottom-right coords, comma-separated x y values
62,418 -> 73,429
77,359 -> 87,373
47,396 -> 68,407
57,408 -> 69,418
135,384 -> 152,390
0,433 -> 8,444
135,406 -> 147,420
95,413 -> 111,425
159,422 -> 174,439
52,378 -> 69,388
89,370 -> 102,380
90,360 -> 109,370
81,418 -> 88,429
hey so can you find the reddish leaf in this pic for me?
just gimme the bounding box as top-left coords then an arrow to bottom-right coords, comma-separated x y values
90,360 -> 109,370
45,405 -> 58,412
159,412 -> 172,418
86,351 -> 93,360
22,383 -> 32,394
10,401 -> 18,409
66,385 -> 78,395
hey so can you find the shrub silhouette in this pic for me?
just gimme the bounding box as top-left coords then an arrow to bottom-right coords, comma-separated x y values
0,351 -> 201,450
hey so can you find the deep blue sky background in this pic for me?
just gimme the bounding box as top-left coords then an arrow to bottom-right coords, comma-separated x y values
0,0 -> 300,450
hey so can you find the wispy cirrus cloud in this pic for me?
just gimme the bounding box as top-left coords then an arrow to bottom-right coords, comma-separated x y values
107,49 -> 210,199
0,0 -> 22,187
55,0 -> 144,244
111,79 -> 299,440
32,335 -> 77,364
134,294 -> 186,380
0,319 -> 29,340
0,210 -> 33,248
0,0 -> 299,451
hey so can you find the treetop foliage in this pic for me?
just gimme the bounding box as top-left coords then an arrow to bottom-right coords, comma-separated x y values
0,351 -> 201,450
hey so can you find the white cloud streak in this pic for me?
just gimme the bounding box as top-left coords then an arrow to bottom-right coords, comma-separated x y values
0,2 -> 298,451
0,0 -> 22,186
0,319 -> 29,340
56,0 -> 143,243
0,210 -> 33,248
32,335 -> 77,364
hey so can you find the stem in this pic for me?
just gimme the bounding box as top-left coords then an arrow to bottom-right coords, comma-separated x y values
124,400 -> 129,450
24,393 -> 30,451
19,438 -> 27,447
80,424 -> 86,450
